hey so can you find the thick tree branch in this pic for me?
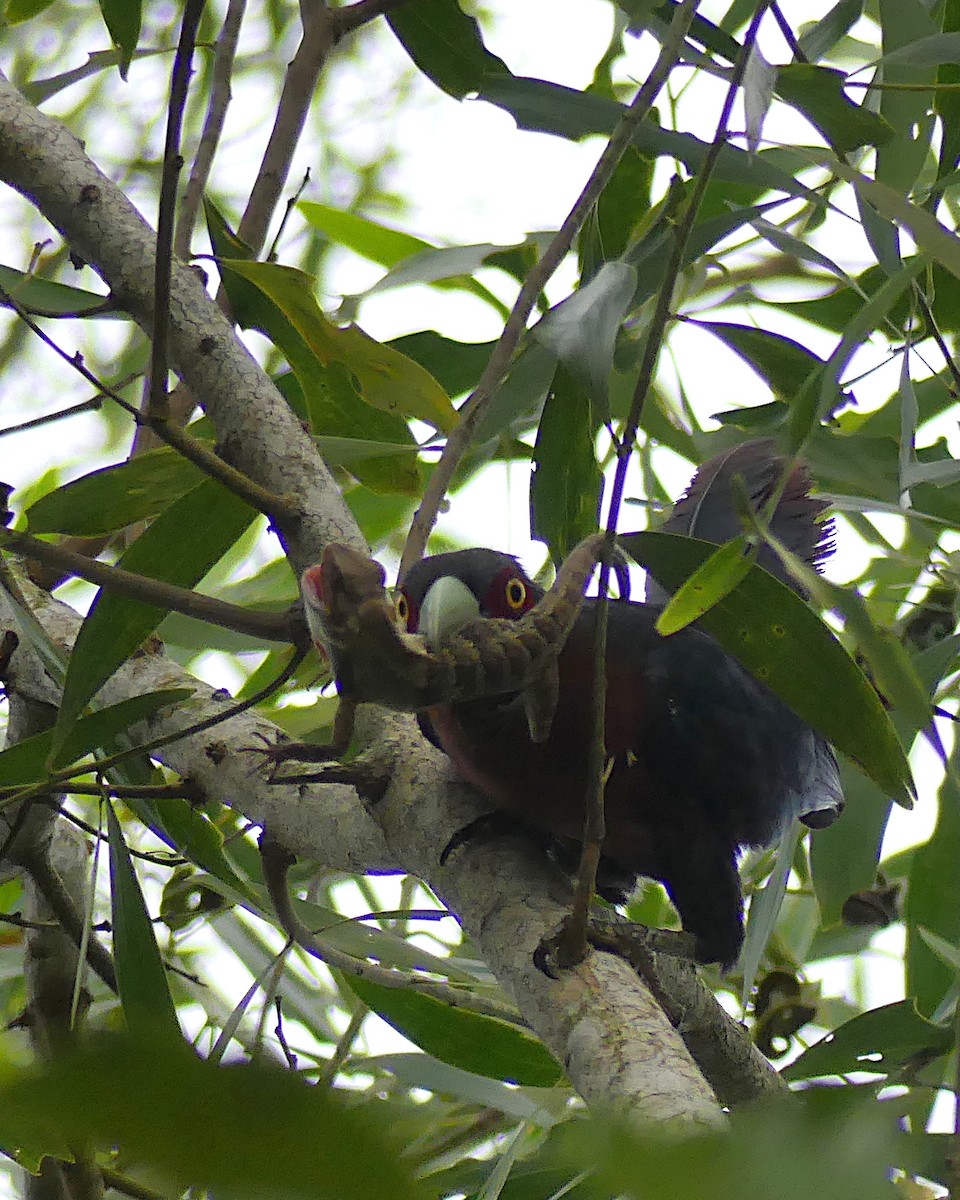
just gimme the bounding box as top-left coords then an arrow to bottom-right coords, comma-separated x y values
0,71 -> 359,569
0,76 -> 780,1124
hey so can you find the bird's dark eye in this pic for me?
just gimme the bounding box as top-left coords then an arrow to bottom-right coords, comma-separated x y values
394,591 -> 412,630
503,577 -> 528,612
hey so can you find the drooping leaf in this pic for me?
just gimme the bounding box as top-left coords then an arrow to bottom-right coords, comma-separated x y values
98,0 -> 141,78
578,146 -> 654,281
783,1000 -> 952,1081
216,257 -> 456,433
107,802 -> 180,1037
535,261 -> 637,409
906,749 -> 960,1015
388,331 -> 495,399
776,64 -> 893,153
688,321 -> 827,404
386,0 -> 510,98
797,0 -> 864,63
346,976 -> 564,1087
530,364 -> 602,564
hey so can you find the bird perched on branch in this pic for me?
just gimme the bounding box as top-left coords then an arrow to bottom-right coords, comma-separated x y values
398,440 -> 843,968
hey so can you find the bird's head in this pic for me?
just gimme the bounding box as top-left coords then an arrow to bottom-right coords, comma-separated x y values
398,549 -> 542,646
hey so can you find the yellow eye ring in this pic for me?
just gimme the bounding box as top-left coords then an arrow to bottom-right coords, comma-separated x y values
394,592 -> 410,627
504,577 -> 528,611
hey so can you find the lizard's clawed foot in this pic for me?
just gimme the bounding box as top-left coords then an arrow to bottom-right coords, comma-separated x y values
241,733 -> 343,782
533,914 -> 697,979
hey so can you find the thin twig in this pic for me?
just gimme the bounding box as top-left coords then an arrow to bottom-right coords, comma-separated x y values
0,527 -> 303,646
0,647 -> 309,817
176,0 -> 247,259
398,0 -> 703,579
563,0 -> 774,965
0,280 -> 301,524
332,0 -> 409,36
235,2 -> 336,256
150,0 -> 206,424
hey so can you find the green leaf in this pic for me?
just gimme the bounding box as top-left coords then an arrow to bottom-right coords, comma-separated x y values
346,977 -> 563,1087
535,261 -> 638,408
23,47 -> 172,105
655,537 -> 756,635
578,146 -> 653,281
875,0 -> 938,196
217,257 -> 456,433
388,331 -> 495,399
107,802 -> 180,1037
5,0 -> 56,20
906,761 -> 960,1015
810,757 -> 892,927
823,158 -> 960,279
620,530 -> 914,807
530,364 -> 602,564
299,201 -> 430,266
300,204 -> 507,312
479,76 -> 826,205
276,370 -> 423,496
52,477 -> 257,758
878,30 -> 960,68
775,64 -> 893,153
789,254 -> 927,443
386,0 -> 510,98
689,321 -> 827,403
0,689 -> 193,785
25,448 -> 205,536
98,0 -> 141,79
474,342 -> 559,444
0,263 -> 113,317
783,1000 -> 952,1081
797,0 -> 864,63
0,1032 -> 431,1200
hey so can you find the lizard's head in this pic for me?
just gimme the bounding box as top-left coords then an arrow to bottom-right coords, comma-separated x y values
301,543 -> 390,652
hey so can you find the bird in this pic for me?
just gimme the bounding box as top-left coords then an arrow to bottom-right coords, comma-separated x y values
397,440 -> 843,969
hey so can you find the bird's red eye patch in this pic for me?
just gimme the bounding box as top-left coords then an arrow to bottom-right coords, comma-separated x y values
484,567 -> 534,619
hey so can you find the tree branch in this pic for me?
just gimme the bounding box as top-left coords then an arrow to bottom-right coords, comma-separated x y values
0,527 -> 303,646
0,76 -> 781,1123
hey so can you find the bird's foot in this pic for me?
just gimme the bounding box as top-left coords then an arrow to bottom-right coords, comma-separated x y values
439,810 -> 536,867
533,914 -> 697,979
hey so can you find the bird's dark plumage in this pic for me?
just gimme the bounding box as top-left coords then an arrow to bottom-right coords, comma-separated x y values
399,440 -> 843,967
